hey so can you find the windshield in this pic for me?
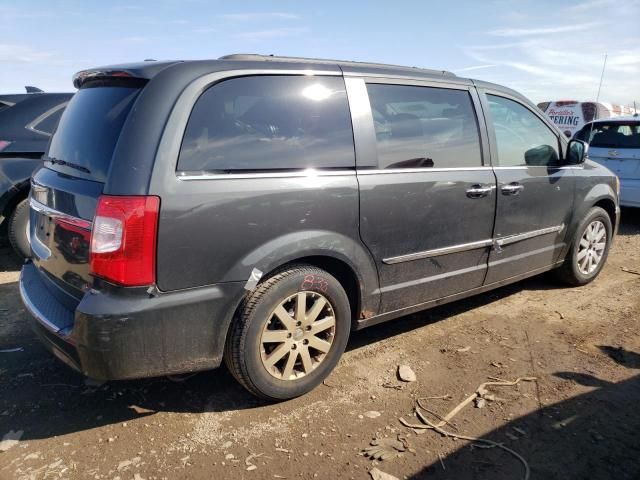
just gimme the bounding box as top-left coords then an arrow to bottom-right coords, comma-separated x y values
47,86 -> 141,182
576,122 -> 640,149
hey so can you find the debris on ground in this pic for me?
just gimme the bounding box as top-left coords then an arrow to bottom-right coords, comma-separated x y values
397,365 -> 416,382
400,376 -> 537,480
0,429 -> 24,452
420,394 -> 452,401
364,411 -> 381,419
456,346 -> 471,353
0,347 -> 24,353
245,453 -> 263,471
84,378 -> 105,388
621,267 -> 640,276
369,467 -> 400,480
474,397 -> 486,409
362,436 -> 408,461
381,382 -> 404,390
129,405 -> 155,415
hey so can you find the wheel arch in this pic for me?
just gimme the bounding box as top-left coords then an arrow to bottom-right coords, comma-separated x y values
223,230 -> 380,322
593,197 -> 617,229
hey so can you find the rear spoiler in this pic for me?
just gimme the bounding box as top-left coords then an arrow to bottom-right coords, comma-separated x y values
72,69 -> 148,89
72,61 -> 182,89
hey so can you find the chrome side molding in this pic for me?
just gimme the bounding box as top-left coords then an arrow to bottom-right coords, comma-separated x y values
383,224 -> 565,265
495,224 -> 565,247
383,239 -> 494,264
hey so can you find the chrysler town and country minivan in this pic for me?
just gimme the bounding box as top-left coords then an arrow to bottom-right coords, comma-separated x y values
20,55 -> 619,400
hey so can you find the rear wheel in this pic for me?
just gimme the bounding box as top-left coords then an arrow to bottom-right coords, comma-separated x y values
8,198 -> 30,259
555,206 -> 612,286
224,265 -> 351,400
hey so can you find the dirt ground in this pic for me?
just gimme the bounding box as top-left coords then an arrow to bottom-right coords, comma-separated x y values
1,209 -> 639,480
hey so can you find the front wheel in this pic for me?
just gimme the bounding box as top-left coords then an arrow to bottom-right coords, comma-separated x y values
555,206 -> 612,286
224,265 -> 351,400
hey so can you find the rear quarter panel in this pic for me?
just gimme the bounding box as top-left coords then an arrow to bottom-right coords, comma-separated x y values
146,68 -> 380,316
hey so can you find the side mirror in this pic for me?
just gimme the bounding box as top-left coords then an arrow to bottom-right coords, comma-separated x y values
566,139 -> 588,165
524,144 -> 558,166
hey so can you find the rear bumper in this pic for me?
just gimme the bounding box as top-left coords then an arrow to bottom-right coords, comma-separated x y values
20,262 -> 246,380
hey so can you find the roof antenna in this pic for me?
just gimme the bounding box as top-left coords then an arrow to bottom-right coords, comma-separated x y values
587,53 -> 607,142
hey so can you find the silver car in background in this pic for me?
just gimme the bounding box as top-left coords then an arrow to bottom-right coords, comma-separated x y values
576,115 -> 640,207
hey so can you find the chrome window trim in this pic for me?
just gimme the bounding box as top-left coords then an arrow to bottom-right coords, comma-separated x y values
356,75 -> 473,90
357,167 -> 493,175
25,101 -> 69,137
382,238 -> 494,264
495,224 -> 565,247
177,169 -> 356,181
29,198 -> 93,230
492,165 -> 579,170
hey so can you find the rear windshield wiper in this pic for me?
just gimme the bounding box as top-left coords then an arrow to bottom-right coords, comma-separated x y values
46,156 -> 91,174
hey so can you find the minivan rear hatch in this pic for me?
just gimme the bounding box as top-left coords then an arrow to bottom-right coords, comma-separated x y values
30,81 -> 143,302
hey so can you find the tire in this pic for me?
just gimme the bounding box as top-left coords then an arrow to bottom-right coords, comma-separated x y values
224,265 -> 351,401
8,198 -> 31,259
555,206 -> 612,286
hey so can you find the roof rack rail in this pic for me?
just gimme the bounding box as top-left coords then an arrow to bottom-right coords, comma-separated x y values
219,53 -> 455,77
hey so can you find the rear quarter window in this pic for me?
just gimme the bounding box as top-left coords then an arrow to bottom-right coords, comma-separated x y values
177,75 -> 354,173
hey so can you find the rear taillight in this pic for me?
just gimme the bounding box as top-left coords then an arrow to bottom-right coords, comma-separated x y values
90,195 -> 160,286
0,140 -> 12,152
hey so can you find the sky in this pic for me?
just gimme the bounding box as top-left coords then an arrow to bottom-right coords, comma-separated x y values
1,0 -> 639,106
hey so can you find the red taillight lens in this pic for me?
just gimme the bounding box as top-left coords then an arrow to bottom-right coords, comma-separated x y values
0,140 -> 12,152
90,195 -> 160,286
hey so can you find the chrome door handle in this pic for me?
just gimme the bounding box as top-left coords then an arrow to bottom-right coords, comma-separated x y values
466,184 -> 493,198
501,183 -> 524,195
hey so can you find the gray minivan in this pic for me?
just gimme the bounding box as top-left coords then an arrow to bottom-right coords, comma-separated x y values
20,55 -> 619,400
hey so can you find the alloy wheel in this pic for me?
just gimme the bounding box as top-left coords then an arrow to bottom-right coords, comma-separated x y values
260,291 -> 336,380
577,220 -> 607,275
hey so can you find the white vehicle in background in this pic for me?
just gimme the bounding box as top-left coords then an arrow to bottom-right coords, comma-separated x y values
575,115 -> 640,208
537,100 -> 636,138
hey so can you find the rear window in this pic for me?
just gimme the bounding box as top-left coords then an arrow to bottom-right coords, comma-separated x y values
177,75 -> 354,174
47,86 -> 141,182
576,122 -> 640,149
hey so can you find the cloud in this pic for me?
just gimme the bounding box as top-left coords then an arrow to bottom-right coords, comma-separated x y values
0,44 -> 56,63
220,12 -> 299,22
194,27 -> 216,34
454,64 -> 498,73
564,0 -> 616,12
487,22 -> 600,37
234,27 -> 309,40
463,15 -> 640,105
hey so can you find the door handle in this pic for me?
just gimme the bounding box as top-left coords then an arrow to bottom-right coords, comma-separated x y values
466,184 -> 493,198
501,182 -> 524,195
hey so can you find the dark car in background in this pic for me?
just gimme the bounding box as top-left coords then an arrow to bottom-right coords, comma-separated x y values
20,55 -> 619,400
0,89 -> 72,258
